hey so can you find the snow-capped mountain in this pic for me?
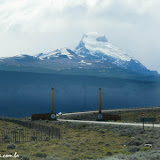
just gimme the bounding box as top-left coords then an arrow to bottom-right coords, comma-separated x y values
37,48 -> 78,60
75,32 -> 157,75
0,54 -> 38,63
75,32 -> 131,62
0,32 -> 158,78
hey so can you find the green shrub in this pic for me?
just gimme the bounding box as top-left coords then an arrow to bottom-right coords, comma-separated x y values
78,124 -> 88,129
106,152 -> 113,156
34,152 -> 47,158
20,156 -> 30,160
46,156 -> 63,160
102,150 -> 160,160
127,140 -> 142,146
7,143 -> 16,149
140,147 -> 151,152
129,147 -> 140,153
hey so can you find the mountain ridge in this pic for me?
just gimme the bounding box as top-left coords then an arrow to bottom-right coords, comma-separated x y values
0,32 -> 158,78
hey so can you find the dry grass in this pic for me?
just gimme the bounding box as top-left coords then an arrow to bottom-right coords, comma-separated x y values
115,108 -> 160,123
0,120 -> 130,160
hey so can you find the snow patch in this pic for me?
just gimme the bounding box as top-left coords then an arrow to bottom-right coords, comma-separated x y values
37,48 -> 74,60
78,60 -> 92,65
80,32 -> 132,62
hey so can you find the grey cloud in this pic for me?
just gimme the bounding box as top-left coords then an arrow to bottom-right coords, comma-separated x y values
0,0 -> 160,72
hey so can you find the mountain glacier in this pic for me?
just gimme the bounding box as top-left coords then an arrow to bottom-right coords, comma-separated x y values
75,32 -> 131,62
0,32 -> 158,77
75,32 -> 157,75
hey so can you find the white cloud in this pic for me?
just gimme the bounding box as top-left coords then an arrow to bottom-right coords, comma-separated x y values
0,0 -> 160,72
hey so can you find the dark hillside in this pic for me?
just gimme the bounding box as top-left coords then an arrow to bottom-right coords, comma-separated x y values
0,70 -> 160,117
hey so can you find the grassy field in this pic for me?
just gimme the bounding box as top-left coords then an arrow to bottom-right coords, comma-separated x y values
114,108 -> 160,123
1,107 -> 160,160
0,120 -> 131,160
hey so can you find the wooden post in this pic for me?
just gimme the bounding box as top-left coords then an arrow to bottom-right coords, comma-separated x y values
59,128 -> 61,139
51,88 -> 54,113
19,130 -> 20,143
49,129 -> 50,141
99,88 -> 101,113
15,132 -> 16,143
51,127 -> 53,139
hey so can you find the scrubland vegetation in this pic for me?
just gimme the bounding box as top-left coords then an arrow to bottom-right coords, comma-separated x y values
1,107 -> 160,160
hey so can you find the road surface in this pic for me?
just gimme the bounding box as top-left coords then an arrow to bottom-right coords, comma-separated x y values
58,119 -> 159,128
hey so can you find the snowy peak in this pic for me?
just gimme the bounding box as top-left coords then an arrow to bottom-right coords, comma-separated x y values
37,48 -> 76,60
0,54 -> 38,63
0,32 -> 158,76
0,54 -> 34,60
82,32 -> 108,43
14,54 -> 37,59
76,32 -> 131,62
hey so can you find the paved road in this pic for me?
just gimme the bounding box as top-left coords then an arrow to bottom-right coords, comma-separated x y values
58,119 -> 160,128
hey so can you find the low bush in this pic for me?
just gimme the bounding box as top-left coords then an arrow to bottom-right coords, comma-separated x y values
129,147 -> 140,153
101,150 -> 160,160
140,147 -> 151,152
127,140 -> 142,146
7,143 -> 16,149
34,152 -> 47,158
46,156 -> 66,160
20,156 -> 30,160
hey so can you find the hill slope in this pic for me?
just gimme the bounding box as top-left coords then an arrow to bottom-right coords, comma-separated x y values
0,70 -> 160,117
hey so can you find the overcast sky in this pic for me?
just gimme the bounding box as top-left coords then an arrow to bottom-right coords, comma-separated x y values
0,0 -> 160,72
